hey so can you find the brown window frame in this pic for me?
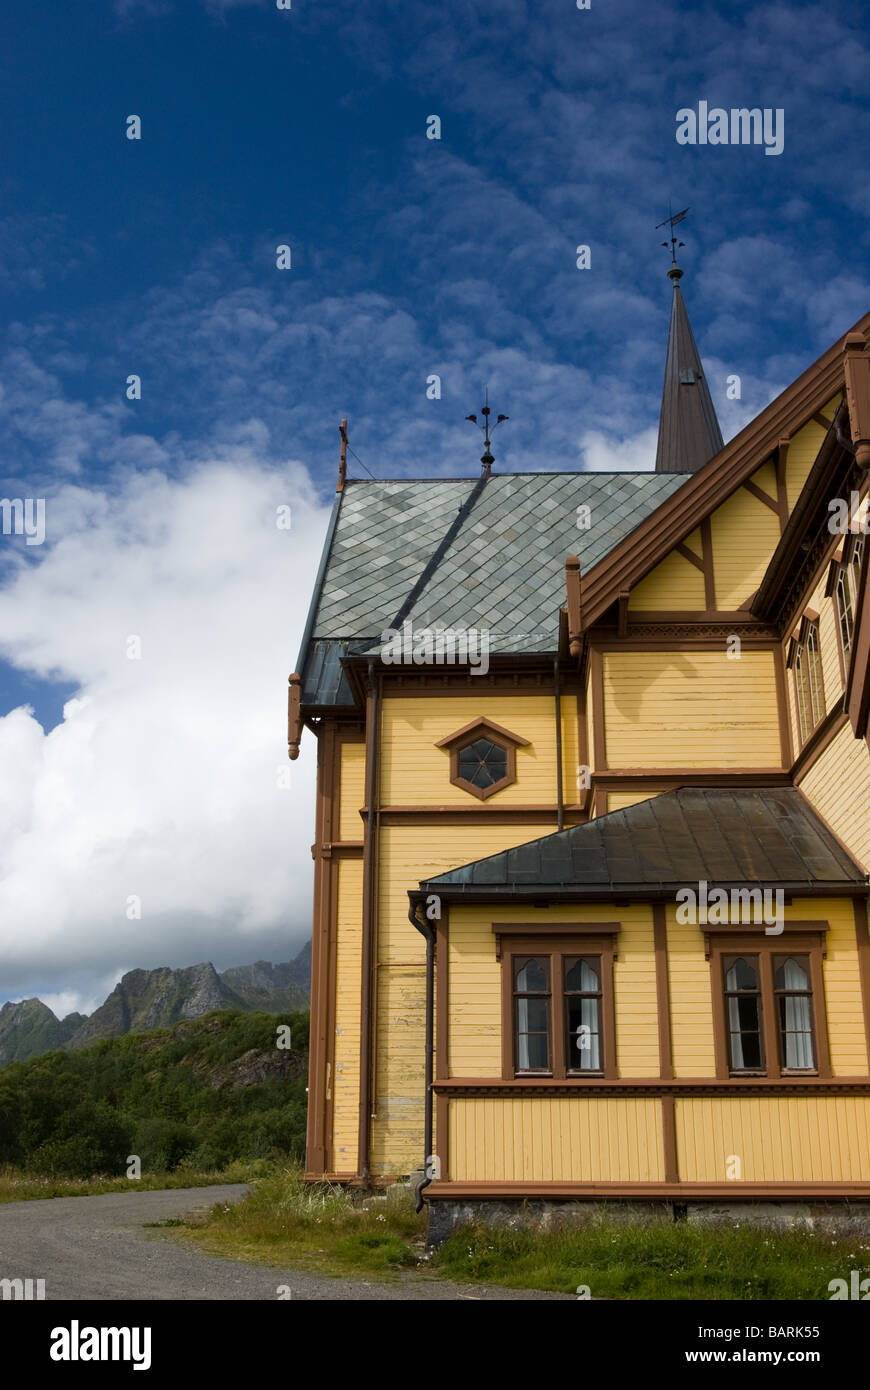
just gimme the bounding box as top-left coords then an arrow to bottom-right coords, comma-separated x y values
833,535 -> 865,681
435,717 -> 530,801
709,931 -> 831,1080
497,932 -> 618,1080
792,616 -> 825,745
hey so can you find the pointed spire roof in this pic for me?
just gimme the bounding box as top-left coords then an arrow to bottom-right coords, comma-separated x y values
655,261 -> 724,473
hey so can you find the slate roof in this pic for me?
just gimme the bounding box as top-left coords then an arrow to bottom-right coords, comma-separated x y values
299,470 -> 687,705
655,270 -> 724,474
418,788 -> 867,897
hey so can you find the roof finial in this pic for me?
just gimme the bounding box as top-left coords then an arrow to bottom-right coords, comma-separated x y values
465,386 -> 509,478
656,204 -> 689,282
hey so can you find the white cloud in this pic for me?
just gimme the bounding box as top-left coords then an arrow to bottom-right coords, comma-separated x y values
0,453 -> 329,1009
580,425 -> 658,472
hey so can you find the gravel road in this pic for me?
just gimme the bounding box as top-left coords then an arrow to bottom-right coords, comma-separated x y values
0,1184 -> 571,1301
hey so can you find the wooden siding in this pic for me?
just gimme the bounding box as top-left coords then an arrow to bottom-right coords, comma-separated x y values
629,548 -> 705,611
785,394 -> 842,512
606,790 -> 657,813
676,1095 -> 870,1182
331,859 -> 364,1171
799,729 -> 870,874
709,485 -> 782,611
371,824 -> 549,1175
667,903 -> 717,1076
602,650 -> 782,768
449,1096 -> 664,1182
338,741 -> 366,841
380,695 -> 561,806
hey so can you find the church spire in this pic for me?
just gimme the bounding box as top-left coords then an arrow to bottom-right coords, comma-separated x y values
654,217 -> 723,474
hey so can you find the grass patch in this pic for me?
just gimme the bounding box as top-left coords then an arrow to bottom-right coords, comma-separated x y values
435,1218 -> 870,1300
0,1158 -> 260,1203
176,1168 -> 870,1298
179,1167 -> 424,1277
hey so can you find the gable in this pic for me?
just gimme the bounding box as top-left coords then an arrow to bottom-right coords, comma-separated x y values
580,315 -> 870,628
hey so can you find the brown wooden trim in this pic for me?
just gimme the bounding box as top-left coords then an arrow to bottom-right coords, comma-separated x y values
593,784 -> 608,818
372,676 -> 583,698
436,1091 -> 449,1181
700,516 -> 715,610
596,626 -> 780,642
653,904 -> 673,1080
775,437 -> 790,530
358,672 -> 382,1181
846,527 -> 870,739
287,672 -> 303,760
433,1076 -> 870,1095
773,641 -> 794,769
589,646 -> 606,771
843,331 -> 870,470
743,478 -> 781,514
675,541 -> 705,573
566,555 -> 583,656
493,921 -> 619,957
435,716 -> 530,749
578,320 -> 868,630
426,1180 -> 870,1200
791,707 -> 849,782
661,1096 -> 678,1182
854,898 -> 870,1071
380,806 -> 588,827
435,904 -> 450,1082
813,410 -> 834,432
305,720 -> 341,1176
591,770 -> 791,785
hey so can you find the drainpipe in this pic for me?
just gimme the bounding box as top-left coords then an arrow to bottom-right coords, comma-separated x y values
358,661 -> 380,1186
409,896 -> 436,1213
554,656 -> 564,831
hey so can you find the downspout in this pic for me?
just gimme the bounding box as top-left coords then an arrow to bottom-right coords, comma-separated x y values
358,661 -> 380,1186
409,896 -> 436,1213
554,655 -> 564,831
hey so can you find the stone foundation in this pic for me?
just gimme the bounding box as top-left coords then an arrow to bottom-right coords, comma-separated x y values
426,1197 -> 870,1246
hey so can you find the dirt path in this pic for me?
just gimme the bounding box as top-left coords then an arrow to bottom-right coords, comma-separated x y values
0,1184 -> 571,1300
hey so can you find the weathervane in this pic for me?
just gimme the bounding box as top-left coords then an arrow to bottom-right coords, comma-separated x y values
465,387 -> 509,478
656,205 -> 689,280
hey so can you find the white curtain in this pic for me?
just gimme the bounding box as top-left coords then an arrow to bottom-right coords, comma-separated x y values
779,957 -> 814,1069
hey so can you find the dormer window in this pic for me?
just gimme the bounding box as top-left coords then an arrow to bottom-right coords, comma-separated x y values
435,717 -> 530,801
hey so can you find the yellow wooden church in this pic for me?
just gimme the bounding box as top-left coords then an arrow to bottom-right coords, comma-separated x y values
289,252 -> 870,1231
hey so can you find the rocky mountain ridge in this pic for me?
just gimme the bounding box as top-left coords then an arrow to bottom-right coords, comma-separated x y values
0,941 -> 310,1065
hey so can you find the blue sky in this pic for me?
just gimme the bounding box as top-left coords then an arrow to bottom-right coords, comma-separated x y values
1,0 -> 868,1010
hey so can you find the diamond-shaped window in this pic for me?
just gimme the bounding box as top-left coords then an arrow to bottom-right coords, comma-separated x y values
435,718 -> 530,801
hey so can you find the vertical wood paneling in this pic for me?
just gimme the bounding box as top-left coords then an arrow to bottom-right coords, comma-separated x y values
331,859 -> 364,1170
709,486 -> 783,610
676,1096 -> 870,1182
449,1097 -> 664,1182
338,741 -> 366,841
